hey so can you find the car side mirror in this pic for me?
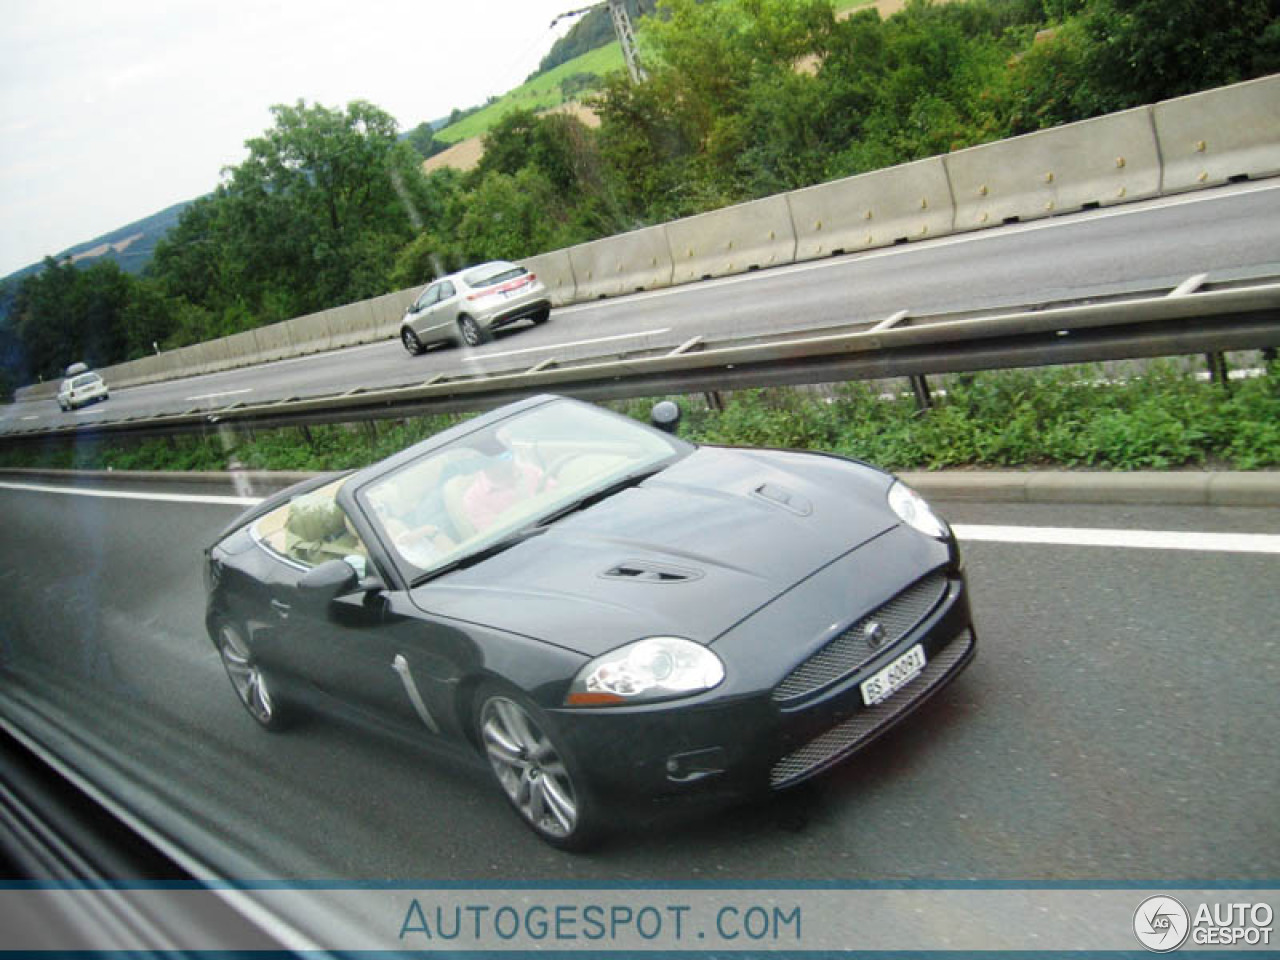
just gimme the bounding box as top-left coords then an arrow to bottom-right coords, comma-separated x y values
298,558 -> 362,606
651,400 -> 682,434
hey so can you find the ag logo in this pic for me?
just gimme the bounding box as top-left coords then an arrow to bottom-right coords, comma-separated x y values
1134,895 -> 1190,952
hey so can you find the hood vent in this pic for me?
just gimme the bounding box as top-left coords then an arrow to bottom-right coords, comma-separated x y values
601,561 -> 703,584
753,482 -> 812,517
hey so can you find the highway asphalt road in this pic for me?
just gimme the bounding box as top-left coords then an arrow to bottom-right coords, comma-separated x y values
5,180 -> 1280,434
1,476 -> 1276,882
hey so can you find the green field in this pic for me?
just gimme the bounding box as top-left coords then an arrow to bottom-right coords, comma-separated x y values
434,43 -> 626,144
433,1 -> 893,146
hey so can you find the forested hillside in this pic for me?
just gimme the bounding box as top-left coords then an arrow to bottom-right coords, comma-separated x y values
4,0 -> 1276,398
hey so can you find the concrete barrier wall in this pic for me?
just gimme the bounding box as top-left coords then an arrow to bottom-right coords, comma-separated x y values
102,357 -> 143,388
788,157 -> 955,261
665,194 -> 797,284
567,225 -> 674,299
14,381 -> 58,402
520,250 -> 578,306
117,355 -> 162,388
285,309 -> 338,355
1154,74 -> 1280,193
253,320 -> 295,363
166,344 -> 206,381
217,330 -> 261,372
327,300 -> 378,350
122,355 -> 172,386
370,289 -> 418,338
946,107 -> 1161,231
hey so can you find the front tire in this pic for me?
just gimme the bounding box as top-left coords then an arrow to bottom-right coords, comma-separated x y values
458,315 -> 491,347
215,622 -> 287,730
401,327 -> 424,355
474,684 -> 600,850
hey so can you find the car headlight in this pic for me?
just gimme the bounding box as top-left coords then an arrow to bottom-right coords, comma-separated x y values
888,480 -> 949,539
566,637 -> 724,706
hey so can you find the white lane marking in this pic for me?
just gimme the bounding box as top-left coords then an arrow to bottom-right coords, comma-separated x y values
954,524 -> 1280,555
21,416 -> 39,421
2,480 -> 1278,554
0,480 -> 259,507
186,388 -> 254,402
556,180 -> 1280,316
464,328 -> 672,362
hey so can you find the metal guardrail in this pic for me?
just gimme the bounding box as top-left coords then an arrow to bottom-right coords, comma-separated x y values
2,275 -> 1277,444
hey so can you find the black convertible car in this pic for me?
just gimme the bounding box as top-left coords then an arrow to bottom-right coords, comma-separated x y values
204,395 -> 975,848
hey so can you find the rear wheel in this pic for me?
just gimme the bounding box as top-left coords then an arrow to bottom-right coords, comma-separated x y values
401,327 -> 424,355
532,308 -> 550,325
459,315 -> 491,347
474,684 -> 600,850
216,622 -> 287,730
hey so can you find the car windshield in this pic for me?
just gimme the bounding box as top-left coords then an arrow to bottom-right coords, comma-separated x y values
71,374 -> 100,388
358,399 -> 690,583
462,264 -> 525,288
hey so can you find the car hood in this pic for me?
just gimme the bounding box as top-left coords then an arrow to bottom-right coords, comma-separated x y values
408,447 -> 899,657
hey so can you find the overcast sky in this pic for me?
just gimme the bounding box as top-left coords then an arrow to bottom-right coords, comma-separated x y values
0,0 -> 583,277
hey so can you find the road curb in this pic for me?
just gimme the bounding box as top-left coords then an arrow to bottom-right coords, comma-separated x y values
4,467 -> 1279,507
900,470 -> 1280,507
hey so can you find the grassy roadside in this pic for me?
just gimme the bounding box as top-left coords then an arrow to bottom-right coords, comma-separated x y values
2,362 -> 1277,476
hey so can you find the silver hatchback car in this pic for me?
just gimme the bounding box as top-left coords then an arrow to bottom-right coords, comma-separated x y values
399,261 -> 551,354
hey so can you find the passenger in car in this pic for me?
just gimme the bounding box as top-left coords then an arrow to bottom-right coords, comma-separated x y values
459,450 -> 548,533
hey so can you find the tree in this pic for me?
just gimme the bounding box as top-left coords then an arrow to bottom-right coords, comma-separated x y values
405,122 -> 448,160
1005,0 -> 1279,131
11,258 -> 139,379
149,99 -> 433,331
593,0 -> 836,207
1077,0 -> 1276,110
454,168 -> 567,263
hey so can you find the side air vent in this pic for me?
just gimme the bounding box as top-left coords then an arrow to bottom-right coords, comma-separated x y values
601,561 -> 702,584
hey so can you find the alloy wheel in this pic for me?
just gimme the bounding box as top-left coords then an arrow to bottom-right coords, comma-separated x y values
480,695 -> 578,839
218,625 -> 276,727
459,316 -> 488,347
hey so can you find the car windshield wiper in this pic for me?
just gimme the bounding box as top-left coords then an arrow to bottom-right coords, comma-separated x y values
535,464 -> 668,528
411,526 -> 547,586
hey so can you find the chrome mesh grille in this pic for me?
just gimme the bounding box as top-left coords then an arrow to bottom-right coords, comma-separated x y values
769,630 -> 973,788
772,572 -> 948,703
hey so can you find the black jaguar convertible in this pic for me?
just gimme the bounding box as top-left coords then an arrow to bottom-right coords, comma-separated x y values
204,395 -> 975,848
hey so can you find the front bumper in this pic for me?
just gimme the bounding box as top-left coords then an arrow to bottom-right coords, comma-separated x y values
550,529 -> 975,805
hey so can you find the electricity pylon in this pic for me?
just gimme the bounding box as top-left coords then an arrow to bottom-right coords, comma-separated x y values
551,0 -> 647,83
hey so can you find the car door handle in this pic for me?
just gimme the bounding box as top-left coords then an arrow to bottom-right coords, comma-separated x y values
270,599 -> 291,619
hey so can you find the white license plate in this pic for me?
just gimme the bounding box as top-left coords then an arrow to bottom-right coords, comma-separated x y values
860,644 -> 927,706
